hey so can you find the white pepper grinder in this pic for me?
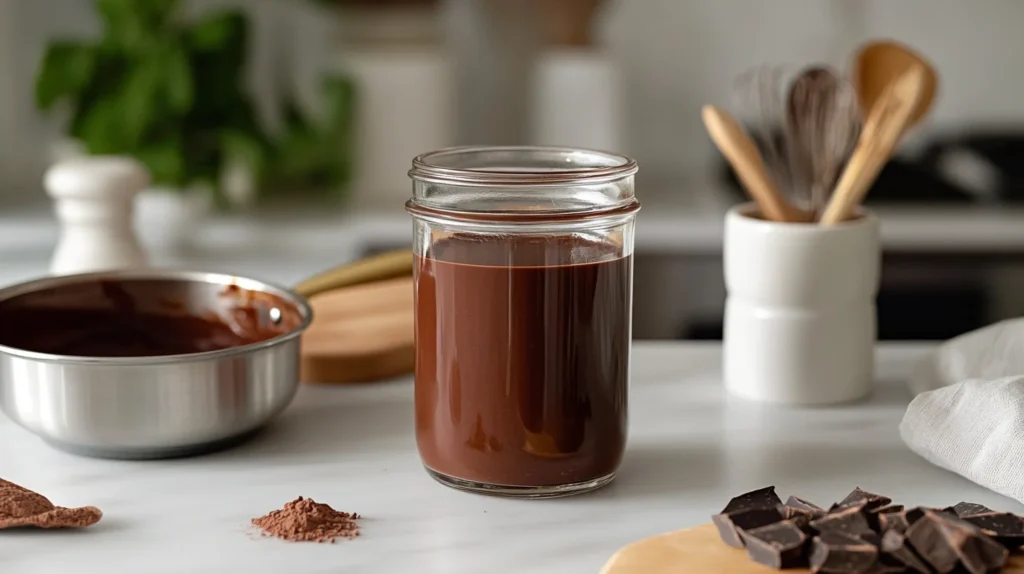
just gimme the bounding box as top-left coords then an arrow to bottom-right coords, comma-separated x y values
45,156 -> 149,275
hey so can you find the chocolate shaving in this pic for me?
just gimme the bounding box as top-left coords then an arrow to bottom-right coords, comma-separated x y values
0,478 -> 102,530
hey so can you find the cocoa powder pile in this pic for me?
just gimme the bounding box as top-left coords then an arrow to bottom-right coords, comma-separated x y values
0,478 -> 102,529
252,497 -> 360,543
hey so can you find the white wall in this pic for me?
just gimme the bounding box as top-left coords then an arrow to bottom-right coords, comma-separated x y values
2,0 -> 1024,200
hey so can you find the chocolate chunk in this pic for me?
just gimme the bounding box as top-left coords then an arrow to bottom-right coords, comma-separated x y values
963,512 -> 1024,550
741,519 -> 810,569
878,512 -> 910,534
905,509 -> 1008,574
837,488 -> 893,512
903,508 -> 927,524
857,531 -> 881,546
712,507 -> 785,548
880,530 -> 932,573
722,486 -> 784,514
869,557 -> 911,574
786,495 -> 828,519
952,502 -> 994,519
812,505 -> 876,537
872,505 -> 904,515
809,531 -> 878,573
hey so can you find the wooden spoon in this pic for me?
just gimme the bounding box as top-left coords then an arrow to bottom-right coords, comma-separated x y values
701,105 -> 810,223
818,65 -> 928,225
853,39 -> 938,128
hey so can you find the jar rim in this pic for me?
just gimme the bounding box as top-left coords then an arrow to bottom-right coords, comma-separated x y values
408,145 -> 638,187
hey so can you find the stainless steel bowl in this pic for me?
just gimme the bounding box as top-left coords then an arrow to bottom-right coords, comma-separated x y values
0,269 -> 313,459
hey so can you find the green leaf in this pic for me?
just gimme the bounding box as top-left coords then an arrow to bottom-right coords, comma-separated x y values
118,64 -> 161,147
320,74 -> 355,133
139,0 -> 179,27
135,137 -> 186,186
96,0 -> 145,50
188,10 -> 244,52
165,47 -> 193,113
76,97 -> 125,155
35,41 -> 97,110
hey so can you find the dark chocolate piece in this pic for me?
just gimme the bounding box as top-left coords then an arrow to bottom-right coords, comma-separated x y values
809,531 -> 878,573
878,512 -> 910,535
904,508 -> 927,524
722,486 -> 784,514
837,488 -> 893,512
880,529 -> 932,573
785,495 -> 828,518
905,509 -> 1008,574
868,557 -> 911,574
878,507 -> 929,535
712,507 -> 785,549
857,531 -> 881,546
963,512 -> 1024,550
952,502 -> 993,518
811,505 -> 876,537
872,505 -> 904,515
740,519 -> 810,569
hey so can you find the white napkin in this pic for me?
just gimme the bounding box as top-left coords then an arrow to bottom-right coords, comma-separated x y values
908,317 -> 1024,395
900,318 -> 1024,504
900,376 -> 1024,504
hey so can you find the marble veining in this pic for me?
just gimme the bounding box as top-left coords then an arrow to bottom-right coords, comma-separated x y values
3,342 -> 1020,574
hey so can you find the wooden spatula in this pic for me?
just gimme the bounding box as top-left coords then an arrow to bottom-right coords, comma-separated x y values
290,249 -> 415,384
701,105 -> 811,223
300,275 -> 414,384
818,65 -> 927,225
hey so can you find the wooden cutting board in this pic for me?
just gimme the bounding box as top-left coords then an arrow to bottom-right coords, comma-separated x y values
600,523 -> 1024,574
299,275 -> 414,384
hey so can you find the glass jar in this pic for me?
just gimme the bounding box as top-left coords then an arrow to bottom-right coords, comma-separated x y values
406,146 -> 639,498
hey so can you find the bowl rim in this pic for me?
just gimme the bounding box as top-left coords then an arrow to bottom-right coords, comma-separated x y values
0,268 -> 314,365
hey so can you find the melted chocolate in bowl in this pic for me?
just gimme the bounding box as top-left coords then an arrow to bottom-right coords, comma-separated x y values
414,235 -> 632,488
0,278 -> 304,358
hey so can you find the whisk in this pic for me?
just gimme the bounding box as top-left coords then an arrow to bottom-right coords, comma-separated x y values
785,66 -> 861,218
732,64 -> 861,219
732,65 -> 794,200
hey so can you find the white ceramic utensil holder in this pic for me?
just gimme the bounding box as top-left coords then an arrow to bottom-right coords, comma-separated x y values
45,156 -> 149,275
723,203 -> 881,405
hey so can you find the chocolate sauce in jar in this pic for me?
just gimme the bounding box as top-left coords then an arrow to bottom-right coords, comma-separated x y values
414,234 -> 632,489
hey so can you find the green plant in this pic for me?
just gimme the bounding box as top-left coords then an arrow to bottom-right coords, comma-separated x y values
263,75 -> 355,198
35,0 -> 354,204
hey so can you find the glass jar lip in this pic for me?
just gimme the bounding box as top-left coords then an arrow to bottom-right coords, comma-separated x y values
408,145 -> 638,187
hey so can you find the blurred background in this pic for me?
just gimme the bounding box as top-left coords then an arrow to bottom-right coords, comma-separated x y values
2,0 -> 1024,341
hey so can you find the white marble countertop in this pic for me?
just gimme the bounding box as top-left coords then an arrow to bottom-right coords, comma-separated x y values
3,341 -> 1022,573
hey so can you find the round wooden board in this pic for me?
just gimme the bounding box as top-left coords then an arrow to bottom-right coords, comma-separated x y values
600,522 -> 1024,574
300,276 -> 414,384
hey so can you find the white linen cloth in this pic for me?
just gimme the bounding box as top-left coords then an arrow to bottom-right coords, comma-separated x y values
900,318 -> 1024,504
